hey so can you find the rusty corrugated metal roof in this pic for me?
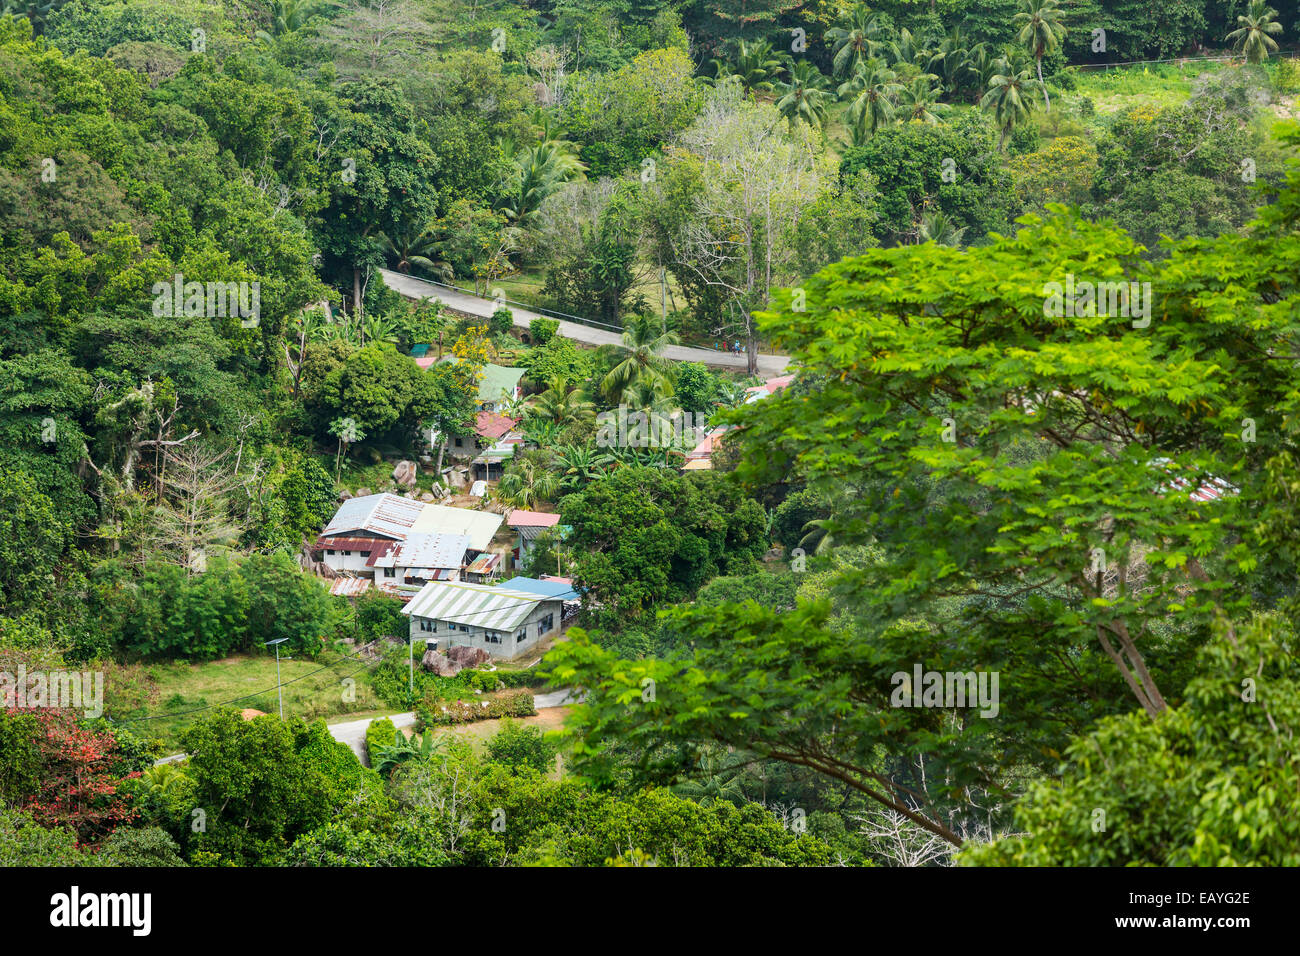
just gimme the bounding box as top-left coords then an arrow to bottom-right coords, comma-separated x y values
329,577 -> 374,598
317,537 -> 392,551
322,493 -> 424,540
464,552 -> 501,575
370,532 -> 472,570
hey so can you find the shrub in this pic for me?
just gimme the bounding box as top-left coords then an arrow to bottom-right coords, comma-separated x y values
365,718 -> 399,767
1276,59 -> 1300,94
529,317 -> 559,345
485,719 -> 557,774
416,688 -> 536,726
490,307 -> 514,336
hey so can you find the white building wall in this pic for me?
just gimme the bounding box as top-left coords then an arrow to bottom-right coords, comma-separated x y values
409,599 -> 561,659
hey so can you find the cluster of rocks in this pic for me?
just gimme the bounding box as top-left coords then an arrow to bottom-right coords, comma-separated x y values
333,463 -> 454,504
420,644 -> 490,677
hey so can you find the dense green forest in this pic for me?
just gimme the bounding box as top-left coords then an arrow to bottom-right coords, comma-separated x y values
1,0 -> 1299,868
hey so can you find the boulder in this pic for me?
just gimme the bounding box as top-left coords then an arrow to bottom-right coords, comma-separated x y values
419,492 -> 435,503
356,486 -> 373,498
446,645 -> 490,668
393,460 -> 418,489
421,650 -> 462,677
336,490 -> 353,503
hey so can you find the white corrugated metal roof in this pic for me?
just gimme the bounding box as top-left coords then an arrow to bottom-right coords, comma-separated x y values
370,532 -> 472,570
322,493 -> 424,540
409,504 -> 504,551
399,581 -> 557,631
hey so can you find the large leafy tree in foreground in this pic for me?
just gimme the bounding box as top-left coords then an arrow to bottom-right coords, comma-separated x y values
546,133 -> 1300,850
963,614 -> 1300,865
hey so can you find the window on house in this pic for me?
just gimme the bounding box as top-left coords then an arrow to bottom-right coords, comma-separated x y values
326,549 -> 335,555
342,550 -> 351,556
514,626 -> 529,644
539,613 -> 554,636
454,437 -> 463,448
419,620 -> 434,632
485,632 -> 500,644
360,550 -> 371,557
383,567 -> 395,578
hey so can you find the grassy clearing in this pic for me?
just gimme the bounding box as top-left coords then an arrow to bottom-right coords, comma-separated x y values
400,707 -> 572,778
111,650 -> 393,753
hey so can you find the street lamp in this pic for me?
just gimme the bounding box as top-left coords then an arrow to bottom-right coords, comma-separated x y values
264,638 -> 289,719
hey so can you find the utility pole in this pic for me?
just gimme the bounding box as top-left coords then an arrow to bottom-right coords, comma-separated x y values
265,638 -> 288,719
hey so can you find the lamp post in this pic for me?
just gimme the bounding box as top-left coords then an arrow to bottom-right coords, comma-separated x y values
265,638 -> 288,719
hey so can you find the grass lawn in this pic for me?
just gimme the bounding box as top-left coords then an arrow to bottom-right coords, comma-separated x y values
114,651 -> 396,754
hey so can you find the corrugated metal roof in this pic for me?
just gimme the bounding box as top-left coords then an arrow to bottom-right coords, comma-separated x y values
377,581 -> 423,602
316,537 -> 393,551
435,357 -> 525,404
507,509 -> 561,528
408,567 -> 459,580
409,504 -> 504,551
370,532 -> 472,570
322,494 -> 424,540
400,581 -> 557,631
476,410 -> 520,440
330,578 -> 374,598
465,552 -> 501,575
500,575 -> 579,602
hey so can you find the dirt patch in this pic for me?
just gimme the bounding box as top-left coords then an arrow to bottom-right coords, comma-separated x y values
408,706 -> 570,746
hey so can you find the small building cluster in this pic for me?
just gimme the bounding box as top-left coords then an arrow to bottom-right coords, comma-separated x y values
316,493 -> 505,598
422,358 -> 527,480
683,374 -> 795,471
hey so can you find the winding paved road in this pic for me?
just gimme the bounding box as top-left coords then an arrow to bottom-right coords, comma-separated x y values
378,268 -> 791,377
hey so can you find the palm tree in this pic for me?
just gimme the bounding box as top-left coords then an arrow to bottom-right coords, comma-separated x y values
882,28 -> 927,71
372,730 -> 444,775
1227,0 -> 1284,64
672,752 -> 746,808
714,40 -> 784,98
839,61 -> 902,144
552,442 -> 612,489
965,43 -> 998,102
826,7 -> 885,78
255,0 -> 330,43
798,516 -> 837,554
497,448 -> 560,509
380,222 -> 452,279
928,27 -> 971,95
522,416 -> 563,449
497,140 -> 586,226
528,377 -> 594,430
898,75 -> 946,124
714,380 -> 750,409
607,443 -> 676,469
1014,0 -> 1066,113
601,316 -> 680,402
774,60 -> 833,134
980,66 -> 1040,150
915,209 -> 967,247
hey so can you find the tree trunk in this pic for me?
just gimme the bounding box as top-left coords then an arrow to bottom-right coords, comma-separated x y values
353,266 -> 362,316
1037,56 -> 1050,113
